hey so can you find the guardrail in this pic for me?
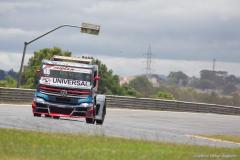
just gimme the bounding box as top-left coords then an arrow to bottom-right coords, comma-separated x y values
1,87 -> 240,115
0,87 -> 35,102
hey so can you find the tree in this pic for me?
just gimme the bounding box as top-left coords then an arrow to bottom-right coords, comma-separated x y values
121,84 -> 142,97
7,69 -> 18,80
0,76 -> 16,87
20,47 -> 125,95
0,69 -> 18,81
21,47 -> 71,88
156,91 -> 174,100
128,75 -> 154,97
223,75 -> 239,95
222,84 -> 237,95
0,70 -> 5,80
200,70 -> 225,88
232,93 -> 240,106
168,71 -> 189,86
92,59 -> 123,95
225,75 -> 239,84
194,79 -> 216,90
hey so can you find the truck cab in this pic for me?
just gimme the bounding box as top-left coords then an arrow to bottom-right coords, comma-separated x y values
32,55 -> 106,125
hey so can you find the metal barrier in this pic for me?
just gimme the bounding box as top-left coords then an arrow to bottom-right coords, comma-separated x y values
0,87 -> 35,103
1,87 -> 240,115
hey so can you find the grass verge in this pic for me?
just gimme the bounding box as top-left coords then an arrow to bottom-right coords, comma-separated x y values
0,128 -> 240,160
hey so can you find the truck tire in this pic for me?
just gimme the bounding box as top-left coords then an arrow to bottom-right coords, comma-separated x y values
53,116 -> 60,119
96,119 -> 103,125
86,118 -> 95,124
96,101 -> 106,125
33,113 -> 41,117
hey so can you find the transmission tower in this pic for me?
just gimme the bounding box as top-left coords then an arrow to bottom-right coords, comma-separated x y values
143,44 -> 152,98
145,44 -> 152,77
212,58 -> 216,71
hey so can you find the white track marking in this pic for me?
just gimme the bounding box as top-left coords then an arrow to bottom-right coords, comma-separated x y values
186,135 -> 240,145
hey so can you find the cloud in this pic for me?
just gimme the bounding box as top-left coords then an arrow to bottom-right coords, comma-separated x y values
1,51 -> 240,77
0,51 -> 31,71
73,51 -> 240,77
0,27 -> 40,52
0,0 -> 240,75
0,27 -> 38,37
98,56 -> 240,77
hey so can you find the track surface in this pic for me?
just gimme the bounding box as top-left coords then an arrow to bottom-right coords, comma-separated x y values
0,104 -> 240,148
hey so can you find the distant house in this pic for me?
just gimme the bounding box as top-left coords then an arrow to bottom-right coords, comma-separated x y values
148,74 -> 162,87
119,76 -> 135,85
215,71 -> 228,78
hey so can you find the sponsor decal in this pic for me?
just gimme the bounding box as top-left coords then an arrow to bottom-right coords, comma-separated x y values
53,66 -> 74,71
42,64 -> 91,74
40,77 -> 91,89
41,77 -> 51,84
52,78 -> 88,86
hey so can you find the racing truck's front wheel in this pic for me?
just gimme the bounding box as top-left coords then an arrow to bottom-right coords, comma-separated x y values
96,100 -> 106,125
86,118 -> 95,124
33,113 -> 41,117
53,116 -> 60,119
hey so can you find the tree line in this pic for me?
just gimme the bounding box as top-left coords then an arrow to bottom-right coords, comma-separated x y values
1,47 -> 240,107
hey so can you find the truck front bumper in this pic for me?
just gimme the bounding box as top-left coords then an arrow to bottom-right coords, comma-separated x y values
32,98 -> 95,118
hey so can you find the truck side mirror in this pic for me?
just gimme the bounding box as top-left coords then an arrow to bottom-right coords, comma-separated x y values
93,76 -> 100,88
94,76 -> 101,81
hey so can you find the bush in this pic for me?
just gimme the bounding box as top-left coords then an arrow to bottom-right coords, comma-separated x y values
156,91 -> 174,100
0,76 -> 17,88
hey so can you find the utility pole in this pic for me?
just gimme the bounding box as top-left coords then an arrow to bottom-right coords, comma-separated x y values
16,23 -> 100,88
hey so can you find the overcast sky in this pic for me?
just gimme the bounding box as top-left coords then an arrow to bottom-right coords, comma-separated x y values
0,0 -> 240,76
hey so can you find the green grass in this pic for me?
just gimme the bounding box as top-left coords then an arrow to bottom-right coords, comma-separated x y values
0,128 -> 240,160
199,135 -> 240,143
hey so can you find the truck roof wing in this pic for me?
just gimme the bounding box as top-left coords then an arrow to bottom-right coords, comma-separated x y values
51,55 -> 93,64
42,59 -> 94,69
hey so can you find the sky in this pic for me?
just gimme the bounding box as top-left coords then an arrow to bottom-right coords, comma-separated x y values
0,0 -> 240,77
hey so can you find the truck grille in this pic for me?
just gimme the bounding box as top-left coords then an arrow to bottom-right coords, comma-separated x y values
56,97 -> 71,103
39,84 -> 90,97
36,103 -> 48,108
49,106 -> 73,115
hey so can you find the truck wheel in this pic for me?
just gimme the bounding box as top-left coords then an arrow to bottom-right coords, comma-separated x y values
53,116 -> 60,119
33,113 -> 41,117
86,118 -> 95,124
96,119 -> 103,125
96,102 -> 106,125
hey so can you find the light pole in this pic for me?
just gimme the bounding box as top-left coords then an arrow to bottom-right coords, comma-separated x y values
16,23 -> 100,88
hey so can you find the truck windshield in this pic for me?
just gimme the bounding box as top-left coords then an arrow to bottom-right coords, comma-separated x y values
49,70 -> 91,82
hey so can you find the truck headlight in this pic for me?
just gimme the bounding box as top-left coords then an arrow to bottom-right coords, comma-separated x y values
79,103 -> 93,108
34,97 -> 45,103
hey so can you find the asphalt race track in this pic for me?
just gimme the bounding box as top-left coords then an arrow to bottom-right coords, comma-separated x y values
0,104 -> 240,148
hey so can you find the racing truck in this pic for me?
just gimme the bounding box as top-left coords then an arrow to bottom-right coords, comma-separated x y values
32,55 -> 106,125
